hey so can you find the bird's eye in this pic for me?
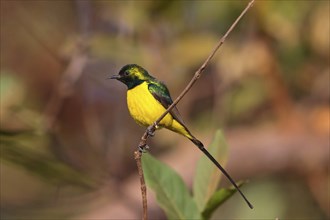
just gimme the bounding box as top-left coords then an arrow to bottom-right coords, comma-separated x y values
124,71 -> 129,76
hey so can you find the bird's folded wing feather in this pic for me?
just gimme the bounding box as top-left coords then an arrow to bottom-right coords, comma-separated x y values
148,82 -> 187,128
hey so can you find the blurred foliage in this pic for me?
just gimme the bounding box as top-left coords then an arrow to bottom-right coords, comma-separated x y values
0,0 -> 329,219
1,134 -> 94,188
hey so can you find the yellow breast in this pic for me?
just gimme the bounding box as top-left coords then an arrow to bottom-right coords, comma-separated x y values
127,82 -> 173,128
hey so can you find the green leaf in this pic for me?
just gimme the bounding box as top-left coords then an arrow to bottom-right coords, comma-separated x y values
193,130 -> 228,212
202,182 -> 245,220
142,153 -> 201,220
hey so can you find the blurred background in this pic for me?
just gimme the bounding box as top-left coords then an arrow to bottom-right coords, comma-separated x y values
1,0 -> 329,219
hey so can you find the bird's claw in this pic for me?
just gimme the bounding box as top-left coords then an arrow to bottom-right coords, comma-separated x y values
147,125 -> 156,137
138,144 -> 150,153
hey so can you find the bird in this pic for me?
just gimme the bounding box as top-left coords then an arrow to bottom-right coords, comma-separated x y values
110,64 -> 253,209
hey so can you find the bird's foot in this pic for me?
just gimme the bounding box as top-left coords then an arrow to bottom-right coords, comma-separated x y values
147,125 -> 156,137
138,144 -> 150,153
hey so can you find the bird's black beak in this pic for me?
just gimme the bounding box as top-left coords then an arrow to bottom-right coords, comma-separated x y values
108,74 -> 121,80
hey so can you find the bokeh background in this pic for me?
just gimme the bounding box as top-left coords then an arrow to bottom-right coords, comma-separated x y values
1,0 -> 329,219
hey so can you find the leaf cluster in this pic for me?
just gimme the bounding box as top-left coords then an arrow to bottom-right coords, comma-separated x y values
142,130 -> 245,219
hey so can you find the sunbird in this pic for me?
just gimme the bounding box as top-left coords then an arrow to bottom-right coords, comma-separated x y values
110,64 -> 253,209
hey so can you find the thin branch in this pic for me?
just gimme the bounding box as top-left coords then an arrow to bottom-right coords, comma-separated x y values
134,151 -> 148,220
155,0 -> 254,127
139,0 -> 255,149
134,1 -> 255,219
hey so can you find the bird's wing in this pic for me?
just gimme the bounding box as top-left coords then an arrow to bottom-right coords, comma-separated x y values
148,82 -> 187,127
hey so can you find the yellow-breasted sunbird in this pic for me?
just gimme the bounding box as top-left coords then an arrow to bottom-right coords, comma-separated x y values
110,64 -> 253,209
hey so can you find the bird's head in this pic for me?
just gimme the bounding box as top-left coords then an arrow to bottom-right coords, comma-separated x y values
109,64 -> 152,89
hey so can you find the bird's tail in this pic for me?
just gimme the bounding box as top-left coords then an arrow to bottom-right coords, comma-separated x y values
189,136 -> 204,149
172,121 -> 253,208
188,135 -> 254,209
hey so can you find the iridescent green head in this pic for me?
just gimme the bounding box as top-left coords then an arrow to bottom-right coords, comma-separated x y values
110,64 -> 153,89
